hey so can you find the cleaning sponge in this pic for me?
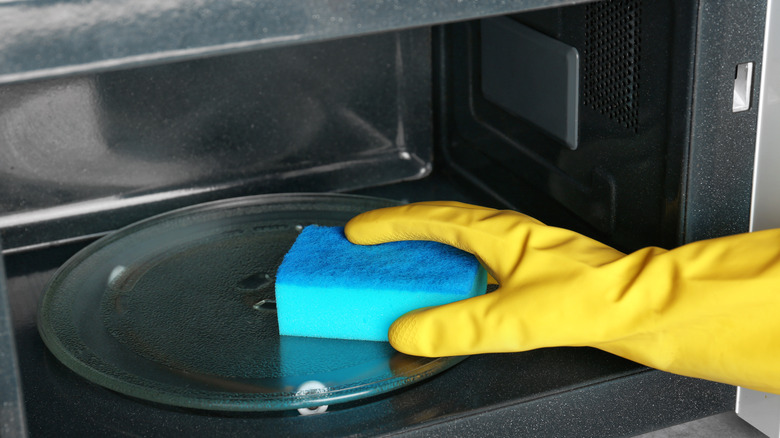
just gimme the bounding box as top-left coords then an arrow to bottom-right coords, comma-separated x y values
275,225 -> 487,342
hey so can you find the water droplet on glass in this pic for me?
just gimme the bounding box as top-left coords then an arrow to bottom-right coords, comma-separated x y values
237,273 -> 272,290
108,265 -> 126,287
296,381 -> 329,415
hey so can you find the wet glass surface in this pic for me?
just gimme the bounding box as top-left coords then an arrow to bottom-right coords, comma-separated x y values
37,193 -> 464,411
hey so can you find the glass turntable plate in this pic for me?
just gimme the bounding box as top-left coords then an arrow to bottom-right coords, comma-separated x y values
38,193 -> 465,412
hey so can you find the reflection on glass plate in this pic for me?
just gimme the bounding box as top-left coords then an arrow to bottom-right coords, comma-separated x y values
37,193 -> 465,412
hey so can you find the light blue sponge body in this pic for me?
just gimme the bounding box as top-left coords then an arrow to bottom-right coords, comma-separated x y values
275,225 -> 487,342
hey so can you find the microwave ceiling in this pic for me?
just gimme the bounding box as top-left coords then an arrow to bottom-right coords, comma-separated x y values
0,0 -> 600,85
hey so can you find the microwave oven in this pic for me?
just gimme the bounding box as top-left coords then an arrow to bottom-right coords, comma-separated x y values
1,0 -> 776,436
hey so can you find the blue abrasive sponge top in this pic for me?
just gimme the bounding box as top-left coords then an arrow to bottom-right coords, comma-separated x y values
275,225 -> 487,342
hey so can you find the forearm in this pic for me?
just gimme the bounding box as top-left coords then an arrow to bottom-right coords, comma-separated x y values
595,229 -> 780,392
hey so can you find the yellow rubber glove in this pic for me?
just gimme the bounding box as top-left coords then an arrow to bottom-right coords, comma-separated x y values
345,201 -> 780,394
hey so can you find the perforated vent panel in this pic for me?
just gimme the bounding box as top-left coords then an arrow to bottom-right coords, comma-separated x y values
583,0 -> 642,133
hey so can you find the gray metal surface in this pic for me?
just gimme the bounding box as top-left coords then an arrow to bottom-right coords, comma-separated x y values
0,28 -> 432,252
481,17 -> 580,150
634,412 -> 765,438
740,0 -> 780,435
0,0 -> 598,85
751,0 -> 780,234
683,0 -> 767,242
395,368 -> 734,438
0,240 -> 27,438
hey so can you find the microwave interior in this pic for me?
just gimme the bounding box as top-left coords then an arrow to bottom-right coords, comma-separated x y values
0,0 -> 766,436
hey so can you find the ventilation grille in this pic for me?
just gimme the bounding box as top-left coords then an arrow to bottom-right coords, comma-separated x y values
583,0 -> 642,133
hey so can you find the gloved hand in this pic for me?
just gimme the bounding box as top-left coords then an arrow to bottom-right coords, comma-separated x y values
345,201 -> 780,394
